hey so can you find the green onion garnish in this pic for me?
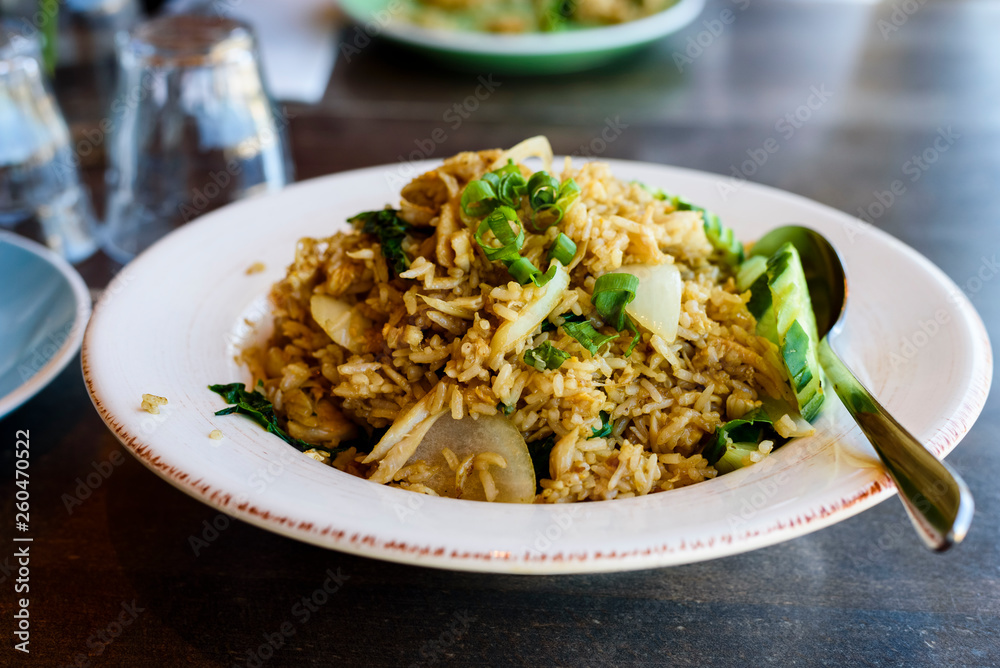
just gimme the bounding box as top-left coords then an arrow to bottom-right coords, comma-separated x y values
507,257 -> 541,285
509,258 -> 560,287
475,206 -> 524,263
491,160 -> 522,179
498,173 -> 528,207
531,177 -> 581,231
547,233 -> 576,265
461,180 -> 498,218
555,179 -> 580,209
592,273 -> 641,355
560,314 -> 618,356
523,341 -> 571,371
528,172 -> 560,210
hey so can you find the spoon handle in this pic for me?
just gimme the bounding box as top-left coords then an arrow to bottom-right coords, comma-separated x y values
818,338 -> 974,551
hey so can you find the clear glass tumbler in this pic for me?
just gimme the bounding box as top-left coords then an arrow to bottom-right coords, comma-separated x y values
0,20 -> 98,263
103,14 -> 293,262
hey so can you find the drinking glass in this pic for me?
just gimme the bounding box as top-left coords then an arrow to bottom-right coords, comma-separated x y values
0,20 -> 98,263
103,14 -> 293,262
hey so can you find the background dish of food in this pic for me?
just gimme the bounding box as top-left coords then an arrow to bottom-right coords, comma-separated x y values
337,0 -> 705,74
0,232 -> 91,418
82,158 -> 991,574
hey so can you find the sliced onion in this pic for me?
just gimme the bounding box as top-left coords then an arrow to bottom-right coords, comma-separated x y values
488,262 -> 570,368
617,263 -> 682,343
404,414 -> 536,503
310,295 -> 371,353
490,136 -> 553,173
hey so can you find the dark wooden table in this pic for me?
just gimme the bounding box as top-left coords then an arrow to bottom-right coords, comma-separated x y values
3,0 -> 999,665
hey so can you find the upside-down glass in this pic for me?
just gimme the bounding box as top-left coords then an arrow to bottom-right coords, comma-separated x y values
0,20 -> 98,263
103,14 -> 293,262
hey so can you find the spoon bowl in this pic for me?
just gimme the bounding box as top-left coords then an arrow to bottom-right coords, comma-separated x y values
751,225 -> 974,551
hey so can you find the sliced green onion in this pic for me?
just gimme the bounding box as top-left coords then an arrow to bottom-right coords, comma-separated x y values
547,233 -> 577,266
481,171 -> 502,191
497,173 -> 528,207
528,172 -> 560,210
530,205 -> 562,231
592,273 -> 641,355
592,273 -> 638,330
529,177 -> 580,232
492,160 -> 522,178
560,314 -> 618,356
461,180 -> 498,218
475,206 -> 524,262
555,178 -> 581,210
507,257 -> 541,285
523,341 -> 571,371
508,258 -> 559,287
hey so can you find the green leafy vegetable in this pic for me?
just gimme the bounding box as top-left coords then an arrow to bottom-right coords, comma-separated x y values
560,314 -> 618,356
592,273 -> 641,355
209,382 -> 337,453
527,434 -> 557,492
590,411 -> 613,439
547,233 -> 577,266
498,402 -> 516,416
349,209 -> 413,275
523,341 -> 571,371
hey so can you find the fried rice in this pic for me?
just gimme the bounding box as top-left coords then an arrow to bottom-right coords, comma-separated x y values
244,139 -> 800,503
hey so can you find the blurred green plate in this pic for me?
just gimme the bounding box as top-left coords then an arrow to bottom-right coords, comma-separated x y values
338,0 -> 705,74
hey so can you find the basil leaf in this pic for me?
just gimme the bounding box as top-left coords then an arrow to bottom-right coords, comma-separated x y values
208,382 -> 347,453
349,209 -> 413,276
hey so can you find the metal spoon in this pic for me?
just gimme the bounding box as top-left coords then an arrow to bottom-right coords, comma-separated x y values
751,225 -> 974,551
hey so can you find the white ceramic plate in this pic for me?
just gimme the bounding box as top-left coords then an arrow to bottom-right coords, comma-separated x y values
337,0 -> 705,74
82,159 -> 992,574
0,232 -> 91,418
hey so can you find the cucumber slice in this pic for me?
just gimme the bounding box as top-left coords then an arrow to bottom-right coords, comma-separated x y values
736,255 -> 777,342
764,242 -> 825,421
701,210 -> 745,266
736,254 -> 767,292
